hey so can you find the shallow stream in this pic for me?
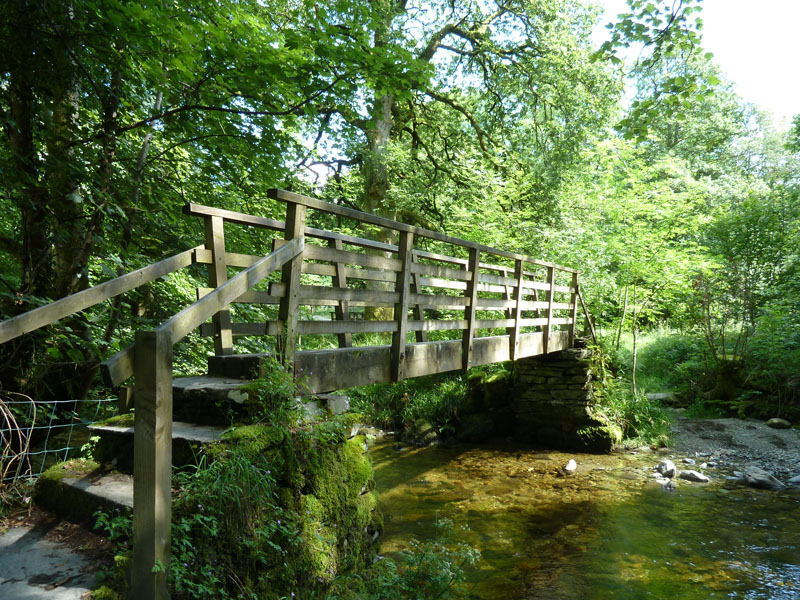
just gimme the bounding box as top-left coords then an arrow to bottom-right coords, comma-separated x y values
371,440 -> 800,599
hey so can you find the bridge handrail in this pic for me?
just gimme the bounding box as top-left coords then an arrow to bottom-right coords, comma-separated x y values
0,245 -> 204,345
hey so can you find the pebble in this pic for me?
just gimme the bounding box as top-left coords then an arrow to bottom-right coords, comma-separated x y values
683,458 -> 696,465
564,459 -> 577,475
656,459 -> 677,479
766,418 -> 792,429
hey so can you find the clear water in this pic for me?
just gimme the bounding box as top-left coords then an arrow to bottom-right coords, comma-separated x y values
371,441 -> 800,599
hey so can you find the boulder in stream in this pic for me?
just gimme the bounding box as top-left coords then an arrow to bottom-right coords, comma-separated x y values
766,418 -> 792,429
787,475 -> 800,487
656,459 -> 677,478
744,466 -> 786,490
678,470 -> 709,483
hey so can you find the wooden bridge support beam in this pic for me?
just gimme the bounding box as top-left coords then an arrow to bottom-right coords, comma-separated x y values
330,238 -> 352,348
391,231 -> 413,381
131,329 -> 173,600
509,259 -> 524,361
205,215 -> 233,355
543,266 -> 555,354
462,248 -> 479,370
278,202 -> 307,365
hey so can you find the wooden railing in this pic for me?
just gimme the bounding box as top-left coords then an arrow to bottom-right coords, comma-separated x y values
0,189 -> 592,599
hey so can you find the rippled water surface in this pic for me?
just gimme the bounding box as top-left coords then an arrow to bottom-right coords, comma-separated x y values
370,441 -> 800,599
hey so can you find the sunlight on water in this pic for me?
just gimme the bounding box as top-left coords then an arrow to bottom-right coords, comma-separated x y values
370,441 -> 800,599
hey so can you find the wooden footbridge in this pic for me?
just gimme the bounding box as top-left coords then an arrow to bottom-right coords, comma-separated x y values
0,189 -> 592,598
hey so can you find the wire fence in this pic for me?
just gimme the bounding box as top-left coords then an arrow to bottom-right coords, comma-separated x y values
1,394 -> 117,484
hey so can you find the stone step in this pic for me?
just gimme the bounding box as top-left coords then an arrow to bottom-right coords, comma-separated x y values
207,353 -> 269,379
89,421 -> 226,473
34,463 -> 133,523
172,375 -> 253,424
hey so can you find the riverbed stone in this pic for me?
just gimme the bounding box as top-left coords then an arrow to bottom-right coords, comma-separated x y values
787,475 -> 800,487
744,466 -> 786,490
656,459 -> 677,478
679,470 -> 709,483
766,418 -> 792,429
564,459 -> 577,475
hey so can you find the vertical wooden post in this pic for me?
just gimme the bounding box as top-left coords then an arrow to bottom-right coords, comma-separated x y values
330,238 -> 352,348
543,266 -> 555,354
204,216 -> 233,355
462,248 -> 480,370
410,254 -> 427,343
568,272 -> 579,347
509,259 -> 524,361
278,202 -> 306,365
131,329 -> 172,600
391,231 -> 413,381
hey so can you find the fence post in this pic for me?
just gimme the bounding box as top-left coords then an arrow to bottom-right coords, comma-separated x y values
329,238 -> 352,348
543,266 -> 555,354
509,259 -> 524,361
462,248 -> 479,370
204,215 -> 233,355
131,329 -> 173,600
391,231 -> 413,381
278,201 -> 306,365
568,272 -> 579,347
410,254 -> 427,343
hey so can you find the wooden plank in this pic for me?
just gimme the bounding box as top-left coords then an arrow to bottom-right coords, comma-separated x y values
568,272 -> 579,346
462,248 -> 479,370
278,203 -> 306,364
157,238 -> 304,345
414,249 -> 468,266
269,189 -> 579,273
408,319 -> 468,332
303,262 -> 397,284
198,288 -> 279,304
476,319 -> 515,329
410,293 -> 469,308
200,322 -> 279,337
304,244 -> 402,271
411,262 -> 472,282
299,320 -> 396,335
525,301 -> 572,311
101,343 -> 134,388
577,283 -> 598,345
292,331 -> 572,393
330,239 -> 352,348
391,231 -> 414,381
205,216 -> 233,355
269,283 -> 402,306
184,202 -> 396,252
543,266 -> 555,354
131,329 -> 172,600
0,246 -> 200,345
410,254 -> 427,343
520,317 -> 572,327
510,259 -> 524,361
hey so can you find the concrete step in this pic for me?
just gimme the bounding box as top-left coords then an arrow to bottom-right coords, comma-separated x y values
89,421 -> 226,473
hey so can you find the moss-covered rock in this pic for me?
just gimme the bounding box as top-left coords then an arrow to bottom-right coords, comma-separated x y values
455,412 -> 495,442
33,459 -> 104,522
573,417 -> 623,453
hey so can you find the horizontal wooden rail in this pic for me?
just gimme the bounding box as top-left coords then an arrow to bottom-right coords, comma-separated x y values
0,246 -> 203,345
268,188 -> 579,273
101,239 -> 303,387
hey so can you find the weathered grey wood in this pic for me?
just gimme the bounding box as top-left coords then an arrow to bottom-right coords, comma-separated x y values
330,239 -> 352,348
411,262 -> 472,282
391,231 -> 414,381
269,189 -> 579,273
278,203 -> 306,364
198,288 -> 279,304
577,283 -> 598,345
184,202 -> 397,253
462,248 -> 479,370
102,343 -> 134,388
303,244 -> 402,271
205,216 -> 233,355
158,239 -> 304,345
408,319 -> 468,331
292,330 -> 572,393
414,249 -> 468,266
0,246 -> 200,345
269,283 -> 401,306
303,262 -> 397,284
409,293 -> 469,309
510,259 -> 524,361
410,254 -> 427,343
568,272 -> 579,346
543,266 -> 555,354
200,322 -> 280,337
131,329 -> 172,600
118,385 -> 134,414
477,319 -> 515,329
299,320 -> 396,335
